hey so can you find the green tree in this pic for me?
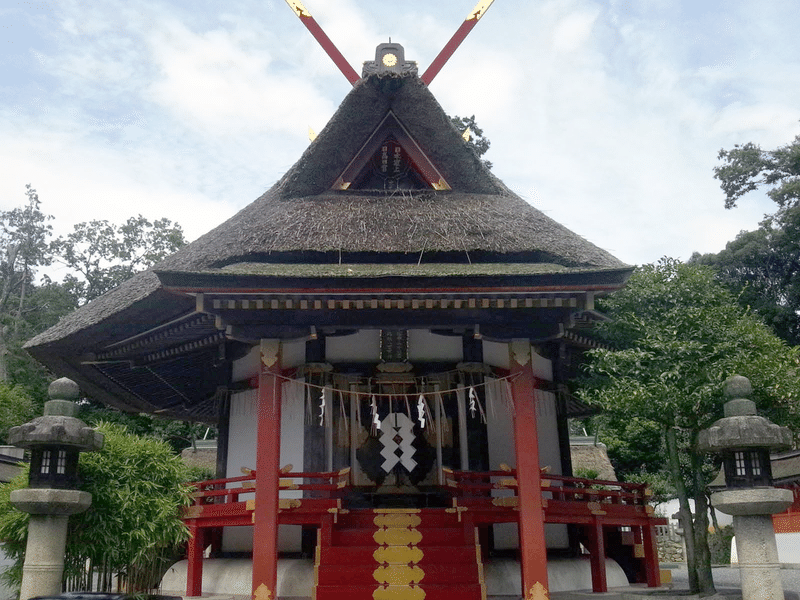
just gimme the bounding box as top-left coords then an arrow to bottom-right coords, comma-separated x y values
692,207 -> 800,345
0,186 -> 53,382
579,259 -> 800,594
0,422 -> 194,593
449,114 -> 492,169
706,133 -> 800,345
715,133 -> 800,210
52,215 -> 185,305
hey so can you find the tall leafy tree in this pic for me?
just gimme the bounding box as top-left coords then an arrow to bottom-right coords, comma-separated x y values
52,215 -> 185,305
449,114 -> 492,169
579,259 -> 800,594
705,133 -> 800,344
715,134 -> 800,210
0,185 -> 53,383
691,206 -> 800,345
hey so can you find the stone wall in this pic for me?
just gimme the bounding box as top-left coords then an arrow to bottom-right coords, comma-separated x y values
657,524 -> 685,563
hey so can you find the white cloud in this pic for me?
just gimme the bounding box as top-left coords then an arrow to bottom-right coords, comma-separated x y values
2,0 -> 800,270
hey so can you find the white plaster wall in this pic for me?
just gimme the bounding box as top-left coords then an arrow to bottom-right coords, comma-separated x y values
282,338 -> 307,368
482,340 -> 509,369
232,346 -> 259,383
222,383 -> 305,553
326,330 -> 381,362
485,346 -> 568,550
408,329 -> 462,362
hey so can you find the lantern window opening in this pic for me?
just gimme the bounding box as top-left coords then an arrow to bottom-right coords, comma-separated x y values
40,450 -> 51,475
734,451 -> 747,476
57,449 -> 67,475
750,451 -> 763,476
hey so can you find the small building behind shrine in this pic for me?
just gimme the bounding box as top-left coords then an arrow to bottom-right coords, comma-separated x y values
25,42 -> 664,600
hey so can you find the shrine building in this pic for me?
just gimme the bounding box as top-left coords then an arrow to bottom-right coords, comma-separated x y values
25,31 -> 665,600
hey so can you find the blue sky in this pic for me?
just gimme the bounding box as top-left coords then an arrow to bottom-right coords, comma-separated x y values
2,0 -> 800,270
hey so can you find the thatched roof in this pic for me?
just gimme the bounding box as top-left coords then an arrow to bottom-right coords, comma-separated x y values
152,74 -> 624,272
24,68 -> 631,417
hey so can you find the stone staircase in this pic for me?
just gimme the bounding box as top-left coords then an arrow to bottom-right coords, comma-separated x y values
313,508 -> 485,600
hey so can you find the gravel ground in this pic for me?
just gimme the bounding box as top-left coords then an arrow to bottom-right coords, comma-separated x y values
665,564 -> 800,598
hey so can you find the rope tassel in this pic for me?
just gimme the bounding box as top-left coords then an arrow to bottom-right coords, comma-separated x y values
468,386 -> 478,417
371,395 -> 380,434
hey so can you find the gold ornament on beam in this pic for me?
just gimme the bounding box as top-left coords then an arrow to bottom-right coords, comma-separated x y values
527,582 -> 549,600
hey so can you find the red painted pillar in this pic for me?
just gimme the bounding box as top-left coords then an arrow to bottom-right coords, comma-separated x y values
642,523 -> 661,587
186,524 -> 204,596
252,340 -> 282,600
510,341 -> 550,600
588,520 -> 607,592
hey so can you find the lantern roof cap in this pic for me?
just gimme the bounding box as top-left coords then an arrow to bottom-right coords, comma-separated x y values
698,375 -> 792,454
7,378 -> 103,451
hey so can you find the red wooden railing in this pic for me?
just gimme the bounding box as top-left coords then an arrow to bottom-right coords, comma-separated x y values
443,467 -> 651,507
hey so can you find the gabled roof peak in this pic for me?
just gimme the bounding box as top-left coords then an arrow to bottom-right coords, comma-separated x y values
362,43 -> 418,79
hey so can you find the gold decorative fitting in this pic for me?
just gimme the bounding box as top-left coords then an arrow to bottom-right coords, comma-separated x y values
526,581 -> 549,600
279,479 -> 298,490
432,178 -> 451,191
374,513 -> 422,528
634,543 -> 645,558
245,499 -> 255,511
280,464 -> 294,474
284,0 -> 311,18
260,339 -> 280,368
445,506 -> 468,521
497,478 -> 518,488
184,506 -> 202,519
241,466 -> 254,475
468,0 -> 495,21
279,499 -> 302,510
645,506 -> 655,515
499,463 -> 513,472
241,480 -> 255,488
372,585 -> 425,600
374,527 -> 423,546
491,496 -> 519,508
374,545 -> 424,565
587,501 -> 605,515
254,583 -> 273,600
511,339 -> 531,366
373,565 -> 425,585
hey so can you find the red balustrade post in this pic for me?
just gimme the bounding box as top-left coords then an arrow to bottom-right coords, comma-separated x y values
186,525 -> 204,596
642,523 -> 661,587
252,340 -> 283,600
588,520 -> 607,592
509,341 -> 549,600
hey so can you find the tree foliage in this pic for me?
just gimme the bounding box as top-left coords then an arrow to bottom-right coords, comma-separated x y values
579,258 -> 800,593
449,114 -> 492,169
0,423 -> 194,593
52,215 -> 185,305
692,206 -> 800,345
715,134 -> 800,210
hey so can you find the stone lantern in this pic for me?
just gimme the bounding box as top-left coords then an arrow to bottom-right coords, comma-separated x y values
7,377 -> 104,600
697,375 -> 794,600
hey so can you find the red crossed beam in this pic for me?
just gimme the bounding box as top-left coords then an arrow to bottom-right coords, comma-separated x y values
284,0 -> 361,85
421,0 -> 496,85
284,0 -> 496,87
